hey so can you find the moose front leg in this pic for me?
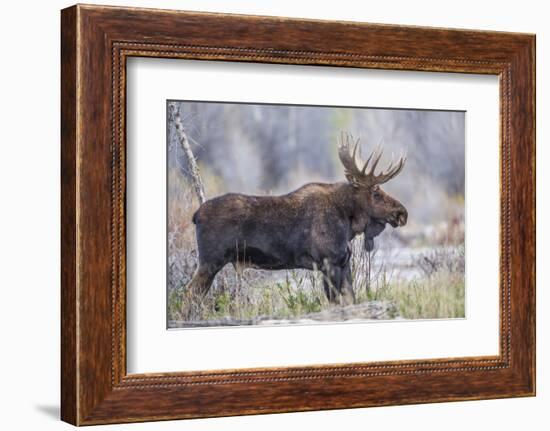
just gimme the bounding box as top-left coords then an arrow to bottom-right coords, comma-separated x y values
321,262 -> 341,305
321,262 -> 355,306
339,259 -> 356,306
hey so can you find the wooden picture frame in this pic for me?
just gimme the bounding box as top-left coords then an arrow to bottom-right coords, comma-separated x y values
61,4 -> 535,425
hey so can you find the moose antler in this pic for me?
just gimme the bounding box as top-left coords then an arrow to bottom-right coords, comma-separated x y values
338,132 -> 406,187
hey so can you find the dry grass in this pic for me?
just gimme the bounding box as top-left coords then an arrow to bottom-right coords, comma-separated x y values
349,239 -> 464,320
169,265 -> 329,323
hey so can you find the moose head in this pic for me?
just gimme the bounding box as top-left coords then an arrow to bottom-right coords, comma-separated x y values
338,133 -> 408,250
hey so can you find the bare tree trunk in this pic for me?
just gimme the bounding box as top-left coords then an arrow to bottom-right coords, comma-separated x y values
168,101 -> 206,205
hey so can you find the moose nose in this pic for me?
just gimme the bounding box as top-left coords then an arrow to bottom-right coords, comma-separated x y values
396,208 -> 408,226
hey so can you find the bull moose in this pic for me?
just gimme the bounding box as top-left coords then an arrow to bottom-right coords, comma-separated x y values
188,134 -> 408,306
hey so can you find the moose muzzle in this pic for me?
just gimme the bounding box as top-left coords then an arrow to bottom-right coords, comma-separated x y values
389,207 -> 408,228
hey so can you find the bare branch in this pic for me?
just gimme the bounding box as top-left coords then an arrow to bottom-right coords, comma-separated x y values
169,102 -> 206,204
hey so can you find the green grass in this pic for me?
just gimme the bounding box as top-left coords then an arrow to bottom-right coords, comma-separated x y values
168,265 -> 465,325
372,272 -> 465,319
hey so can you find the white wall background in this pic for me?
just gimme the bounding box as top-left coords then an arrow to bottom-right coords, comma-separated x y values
0,0 -> 546,429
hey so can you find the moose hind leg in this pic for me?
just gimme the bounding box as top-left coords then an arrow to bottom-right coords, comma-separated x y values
181,263 -> 224,320
187,264 -> 220,298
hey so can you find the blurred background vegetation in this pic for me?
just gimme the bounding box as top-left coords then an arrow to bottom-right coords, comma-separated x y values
167,101 -> 465,327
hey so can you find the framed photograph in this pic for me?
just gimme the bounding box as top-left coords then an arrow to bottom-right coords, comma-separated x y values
61,4 -> 535,425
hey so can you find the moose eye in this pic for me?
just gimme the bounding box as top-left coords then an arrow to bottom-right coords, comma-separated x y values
373,191 -> 382,200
